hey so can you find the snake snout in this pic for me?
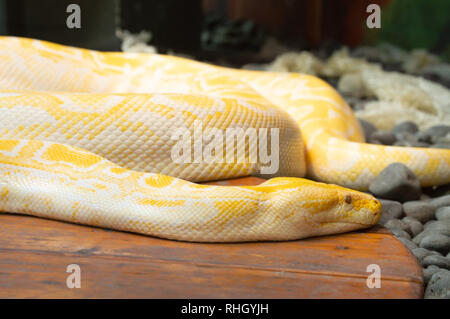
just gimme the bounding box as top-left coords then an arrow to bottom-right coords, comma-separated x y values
340,190 -> 382,226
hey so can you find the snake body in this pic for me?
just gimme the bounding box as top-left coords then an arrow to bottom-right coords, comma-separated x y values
0,37 -> 448,242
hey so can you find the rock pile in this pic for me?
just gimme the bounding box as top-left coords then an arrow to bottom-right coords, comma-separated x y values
366,157 -> 450,299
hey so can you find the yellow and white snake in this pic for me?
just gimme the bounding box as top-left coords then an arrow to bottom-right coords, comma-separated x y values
0,37 -> 448,242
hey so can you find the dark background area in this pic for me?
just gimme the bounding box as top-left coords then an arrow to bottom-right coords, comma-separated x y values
0,0 -> 448,62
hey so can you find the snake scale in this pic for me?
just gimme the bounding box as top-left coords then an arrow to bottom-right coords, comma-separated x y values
0,37 -> 448,242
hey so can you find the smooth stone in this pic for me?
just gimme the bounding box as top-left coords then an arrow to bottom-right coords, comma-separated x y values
423,265 -> 441,284
413,230 -> 439,247
414,221 -> 450,245
436,207 -> 450,220
384,219 -> 411,235
423,219 -> 438,229
370,131 -> 397,145
403,201 -> 436,223
420,234 -> 450,255
424,220 -> 450,236
412,248 -> 438,261
390,228 -> 411,240
424,270 -> 450,299
358,118 -> 377,141
425,265 -> 440,270
368,163 -> 421,202
430,195 -> 450,209
434,134 -> 450,144
394,132 -> 419,145
422,255 -> 450,270
413,230 -> 428,245
417,131 -> 432,143
423,125 -> 450,143
378,199 -> 404,225
397,237 -> 417,251
392,121 -> 419,135
402,216 -> 424,237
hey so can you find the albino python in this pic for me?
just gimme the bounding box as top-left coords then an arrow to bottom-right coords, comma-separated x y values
0,37 -> 449,242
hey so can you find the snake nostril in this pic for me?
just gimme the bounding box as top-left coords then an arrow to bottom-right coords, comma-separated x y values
344,195 -> 352,204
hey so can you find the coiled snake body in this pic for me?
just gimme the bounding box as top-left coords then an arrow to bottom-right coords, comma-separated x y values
0,37 -> 448,242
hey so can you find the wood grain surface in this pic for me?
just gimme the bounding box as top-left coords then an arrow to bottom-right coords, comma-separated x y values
0,177 -> 424,298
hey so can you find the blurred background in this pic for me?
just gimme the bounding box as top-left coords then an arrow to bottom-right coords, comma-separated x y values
0,0 -> 448,63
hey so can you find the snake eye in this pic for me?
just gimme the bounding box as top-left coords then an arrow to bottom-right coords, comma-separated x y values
344,195 -> 352,204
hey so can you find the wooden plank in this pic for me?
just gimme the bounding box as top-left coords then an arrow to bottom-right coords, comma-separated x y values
0,214 -> 423,298
0,177 -> 424,298
0,249 -> 421,299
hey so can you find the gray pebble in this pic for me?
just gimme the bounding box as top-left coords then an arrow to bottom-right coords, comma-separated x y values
424,220 -> 450,236
423,265 -> 442,284
422,255 -> 450,270
369,163 -> 421,202
384,219 -> 411,235
423,265 -> 441,284
392,121 -> 419,135
436,206 -> 450,220
397,237 -> 418,251
413,230 -> 428,245
425,265 -> 440,270
378,199 -> 404,224
370,131 -> 397,145
403,201 -> 436,223
412,247 -> 438,261
402,216 -> 424,237
414,220 -> 450,244
425,269 -> 450,299
424,219 -> 437,229
394,131 -> 419,144
390,228 -> 411,240
422,125 -> 450,143
358,118 -> 377,141
417,131 -> 432,143
434,134 -> 450,144
430,195 -> 450,209
420,234 -> 450,255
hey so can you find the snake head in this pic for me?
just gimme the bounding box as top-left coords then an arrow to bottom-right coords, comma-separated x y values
304,181 -> 382,237
335,188 -> 382,225
259,177 -> 382,240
